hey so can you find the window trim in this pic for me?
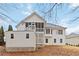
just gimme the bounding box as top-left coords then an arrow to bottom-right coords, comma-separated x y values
26,33 -> 29,39
11,34 -> 14,39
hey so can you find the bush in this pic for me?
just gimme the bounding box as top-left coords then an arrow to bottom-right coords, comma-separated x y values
76,44 -> 79,47
66,43 -> 68,45
77,44 -> 79,47
70,45 -> 73,46
68,44 -> 70,46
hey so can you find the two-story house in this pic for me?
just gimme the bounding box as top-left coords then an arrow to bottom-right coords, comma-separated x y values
5,12 -> 66,52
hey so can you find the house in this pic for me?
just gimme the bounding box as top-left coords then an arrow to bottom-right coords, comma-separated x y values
5,12 -> 66,52
66,33 -> 79,45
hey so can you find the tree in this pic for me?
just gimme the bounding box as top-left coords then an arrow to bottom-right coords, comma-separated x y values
0,28 -> 2,36
8,25 -> 13,31
1,26 -> 4,37
0,26 -> 4,45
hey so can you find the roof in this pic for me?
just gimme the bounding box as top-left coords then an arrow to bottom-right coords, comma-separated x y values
16,11 -> 66,29
66,33 -> 79,39
46,23 -> 66,29
16,11 -> 46,27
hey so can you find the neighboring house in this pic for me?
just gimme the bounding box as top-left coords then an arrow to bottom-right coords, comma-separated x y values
66,33 -> 79,45
5,12 -> 66,52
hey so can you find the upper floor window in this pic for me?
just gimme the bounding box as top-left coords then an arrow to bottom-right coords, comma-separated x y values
51,29 -> 52,34
11,34 -> 14,39
54,39 -> 56,43
58,30 -> 63,35
26,22 -> 32,27
29,22 -> 31,25
35,23 -> 44,28
26,22 -> 28,27
41,23 -> 44,28
60,39 -> 63,43
46,29 -> 50,34
26,34 -> 29,39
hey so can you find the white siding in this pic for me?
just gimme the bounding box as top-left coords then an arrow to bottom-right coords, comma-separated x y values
5,31 -> 36,48
24,14 -> 45,22
17,14 -> 46,31
17,23 -> 26,30
52,29 -> 65,45
44,29 -> 65,45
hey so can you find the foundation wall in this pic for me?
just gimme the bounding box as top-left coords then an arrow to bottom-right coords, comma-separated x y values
6,47 -> 36,52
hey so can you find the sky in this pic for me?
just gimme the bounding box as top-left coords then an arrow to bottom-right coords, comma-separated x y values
0,3 -> 79,34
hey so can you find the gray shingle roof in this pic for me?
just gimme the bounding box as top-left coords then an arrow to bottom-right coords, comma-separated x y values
66,33 -> 79,39
46,23 -> 66,29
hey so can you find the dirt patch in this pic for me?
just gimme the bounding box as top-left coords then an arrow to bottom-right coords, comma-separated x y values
0,45 -> 79,56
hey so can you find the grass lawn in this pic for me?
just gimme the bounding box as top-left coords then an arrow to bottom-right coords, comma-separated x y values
0,45 -> 79,56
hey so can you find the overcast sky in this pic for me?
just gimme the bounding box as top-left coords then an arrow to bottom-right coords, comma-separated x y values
0,3 -> 79,34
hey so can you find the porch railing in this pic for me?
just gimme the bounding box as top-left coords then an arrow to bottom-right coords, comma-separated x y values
36,28 -> 44,32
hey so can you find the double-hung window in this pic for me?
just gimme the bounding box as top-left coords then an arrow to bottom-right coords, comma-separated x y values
11,34 -> 14,39
26,34 -> 29,39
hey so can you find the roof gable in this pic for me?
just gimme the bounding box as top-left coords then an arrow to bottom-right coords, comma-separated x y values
16,12 -> 46,27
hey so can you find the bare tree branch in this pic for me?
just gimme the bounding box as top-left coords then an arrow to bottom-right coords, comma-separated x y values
66,6 -> 79,16
0,12 -> 17,23
0,6 -> 8,12
55,5 -> 58,24
45,3 -> 57,14
71,17 -> 79,22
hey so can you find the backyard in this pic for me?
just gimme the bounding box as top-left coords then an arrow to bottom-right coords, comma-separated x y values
0,45 -> 79,56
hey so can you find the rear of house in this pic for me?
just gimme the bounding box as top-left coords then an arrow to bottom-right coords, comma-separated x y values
5,12 -> 66,52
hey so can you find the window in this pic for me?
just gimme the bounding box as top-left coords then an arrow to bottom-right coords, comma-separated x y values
29,22 -> 31,25
54,39 -> 56,43
58,30 -> 63,35
32,22 -> 35,25
35,23 -> 44,28
26,34 -> 29,39
46,39 -> 48,43
41,23 -> 44,28
11,34 -> 14,39
26,22 -> 32,27
60,39 -> 63,43
26,22 -> 28,27
51,29 -> 52,34
46,29 -> 50,34
36,23 -> 40,28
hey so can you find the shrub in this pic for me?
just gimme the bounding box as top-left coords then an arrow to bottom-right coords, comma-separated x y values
66,43 -> 68,45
